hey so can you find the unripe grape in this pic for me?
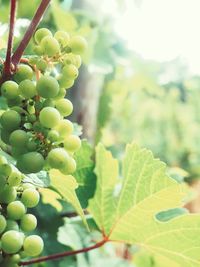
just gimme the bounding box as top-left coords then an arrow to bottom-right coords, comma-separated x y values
36,75 -> 59,98
36,59 -> 48,72
39,107 -> 60,128
23,235 -> 44,256
27,114 -> 37,123
20,214 -> 37,232
41,36 -> 60,57
9,254 -> 21,264
34,45 -> 44,55
62,64 -> 79,79
0,215 -> 7,233
21,188 -> 40,208
63,53 -> 82,68
0,174 -> 7,188
58,76 -> 74,89
17,152 -> 44,174
19,79 -> 37,99
47,148 -> 69,169
55,98 -> 73,116
5,220 -> 19,231
0,163 -> 12,176
11,146 -> 28,158
0,129 -> 11,144
0,155 -> 7,165
47,129 -> 59,142
0,186 -> 17,203
9,129 -> 29,147
69,35 -> 87,55
26,140 -> 37,151
7,201 -> 26,220
0,110 -> 21,131
34,28 -> 52,44
1,230 -> 23,254
54,88 -> 66,99
8,171 -> 22,187
1,81 -> 19,100
61,157 -> 76,174
54,30 -> 70,46
43,99 -> 55,108
14,64 -> 33,83
64,135 -> 81,152
56,119 -> 73,137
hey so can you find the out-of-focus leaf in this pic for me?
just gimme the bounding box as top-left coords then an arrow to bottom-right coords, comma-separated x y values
40,188 -> 62,211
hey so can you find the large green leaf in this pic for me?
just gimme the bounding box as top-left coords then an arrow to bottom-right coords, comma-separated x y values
89,143 -> 200,267
49,169 -> 88,229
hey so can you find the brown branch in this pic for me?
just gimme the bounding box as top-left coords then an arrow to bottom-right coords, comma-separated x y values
11,0 -> 51,66
19,238 -> 108,266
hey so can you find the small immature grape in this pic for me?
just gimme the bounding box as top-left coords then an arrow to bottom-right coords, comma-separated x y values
41,36 -> 60,57
64,135 -> 81,152
43,99 -> 55,108
63,53 -> 82,68
0,155 -> 7,165
9,129 -> 29,147
0,174 -> 7,188
55,98 -> 73,116
7,201 -> 26,220
0,110 -> 21,131
21,188 -> 40,208
14,64 -> 33,83
61,157 -> 76,174
58,76 -> 74,89
1,81 -> 19,100
0,186 -> 17,204
47,129 -> 60,142
36,59 -> 48,72
11,146 -> 28,158
34,28 -> 52,44
23,235 -> 44,256
0,163 -> 12,176
20,214 -> 37,232
54,30 -> 70,46
5,220 -> 19,231
36,75 -> 60,98
47,148 -> 69,169
8,171 -> 22,186
69,35 -> 87,55
9,254 -> 21,264
56,119 -> 73,137
54,87 -> 66,99
34,45 -> 44,55
0,215 -> 7,233
39,107 -> 60,128
1,230 -> 23,254
17,152 -> 44,173
26,140 -> 37,151
19,79 -> 37,99
62,64 -> 79,79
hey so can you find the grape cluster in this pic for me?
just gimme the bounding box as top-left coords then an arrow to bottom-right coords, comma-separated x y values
0,28 -> 86,174
0,155 -> 43,266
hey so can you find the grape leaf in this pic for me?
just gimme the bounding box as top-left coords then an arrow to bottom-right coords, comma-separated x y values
74,140 -> 96,208
49,169 -> 88,229
89,143 -> 200,267
39,188 -> 62,212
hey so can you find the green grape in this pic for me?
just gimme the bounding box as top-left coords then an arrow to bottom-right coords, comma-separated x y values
1,81 -> 19,100
34,28 -> 52,44
61,156 -> 76,174
39,107 -> 60,128
0,163 -> 12,176
0,110 -> 21,131
7,201 -> 26,220
27,114 -> 37,123
20,214 -> 37,232
1,230 -> 23,254
63,53 -> 82,68
8,171 -> 22,187
47,148 -> 69,169
9,254 -> 21,264
43,99 -> 55,107
23,235 -> 44,256
36,59 -> 48,72
26,140 -> 37,151
27,104 -> 35,114
36,75 -> 59,98
54,87 -> 66,100
56,119 -> 73,137
41,36 -> 60,57
19,79 -> 37,99
9,130 -> 29,147
54,30 -> 70,46
47,129 -> 60,142
55,98 -> 73,116
11,146 -> 28,158
14,64 -> 33,83
17,152 -> 44,174
64,135 -> 81,152
0,128 -> 11,144
21,188 -> 40,208
0,174 -> 7,188
58,76 -> 74,89
0,215 -> 7,233
62,64 -> 78,80
69,35 -> 87,55
34,45 -> 44,55
5,220 -> 19,231
0,186 -> 17,203
7,96 -> 23,107
0,155 -> 7,165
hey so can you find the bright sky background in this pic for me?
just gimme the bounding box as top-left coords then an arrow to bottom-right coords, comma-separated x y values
100,0 -> 200,74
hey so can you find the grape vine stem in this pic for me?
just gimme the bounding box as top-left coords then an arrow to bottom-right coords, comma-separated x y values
19,238 -> 108,265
